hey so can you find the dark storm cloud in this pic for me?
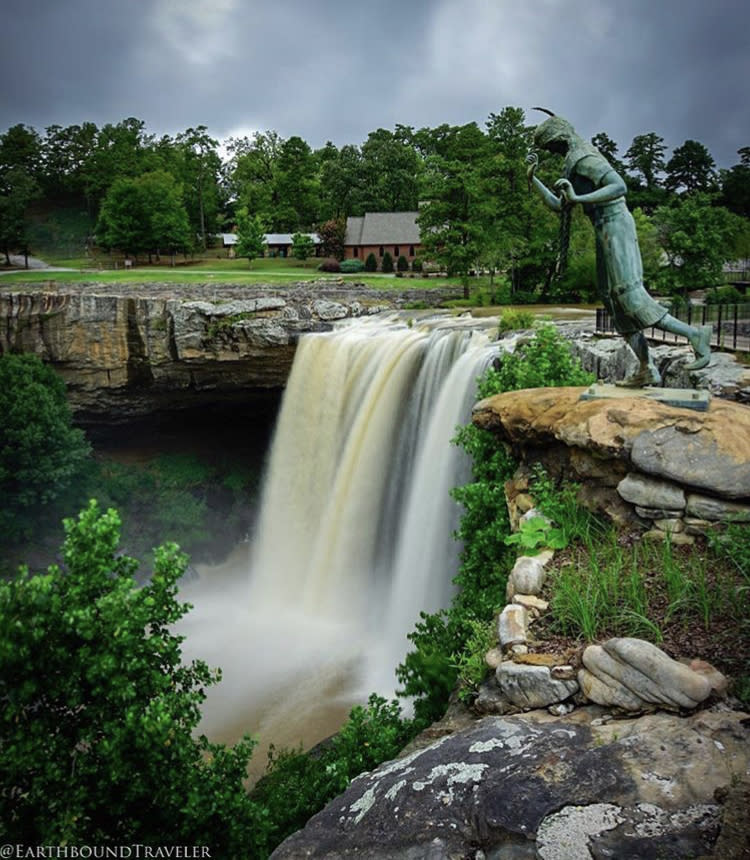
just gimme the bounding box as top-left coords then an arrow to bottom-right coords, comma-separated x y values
1,0 -> 748,166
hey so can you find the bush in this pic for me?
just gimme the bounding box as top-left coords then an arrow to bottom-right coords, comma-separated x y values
0,501 -> 265,852
252,694 -> 414,851
411,257 -> 423,273
364,252 -> 378,272
340,258 -> 365,273
499,309 -> 535,332
317,257 -> 341,273
397,254 -> 409,272
705,285 -> 744,305
381,251 -> 394,273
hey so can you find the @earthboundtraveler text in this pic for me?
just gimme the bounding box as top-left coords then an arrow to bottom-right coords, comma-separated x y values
1,847 -> 211,859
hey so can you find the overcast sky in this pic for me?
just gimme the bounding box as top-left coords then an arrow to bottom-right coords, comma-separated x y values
2,0 -> 748,167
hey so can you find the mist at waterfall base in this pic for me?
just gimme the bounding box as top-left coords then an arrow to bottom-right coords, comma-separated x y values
177,314 -> 500,759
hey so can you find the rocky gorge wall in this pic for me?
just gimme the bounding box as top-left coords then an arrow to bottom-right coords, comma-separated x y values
0,282 -> 461,421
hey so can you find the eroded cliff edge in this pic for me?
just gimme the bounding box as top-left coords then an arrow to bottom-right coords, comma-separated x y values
0,282 -> 460,421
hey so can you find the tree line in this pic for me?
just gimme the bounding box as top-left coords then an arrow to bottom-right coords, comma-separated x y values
1,109 -> 748,295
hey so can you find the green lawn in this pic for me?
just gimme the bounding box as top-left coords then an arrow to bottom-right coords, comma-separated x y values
1,254 -> 467,290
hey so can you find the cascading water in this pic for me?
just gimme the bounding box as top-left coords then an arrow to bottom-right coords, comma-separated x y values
178,313 -> 499,759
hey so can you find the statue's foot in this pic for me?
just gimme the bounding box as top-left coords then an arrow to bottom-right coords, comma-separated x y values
615,367 -> 662,388
685,324 -> 712,371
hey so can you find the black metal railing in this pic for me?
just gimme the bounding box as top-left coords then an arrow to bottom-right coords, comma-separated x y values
595,302 -> 750,353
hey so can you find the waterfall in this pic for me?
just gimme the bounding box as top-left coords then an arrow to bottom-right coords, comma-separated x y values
248,314 -> 496,692
178,313 -> 497,752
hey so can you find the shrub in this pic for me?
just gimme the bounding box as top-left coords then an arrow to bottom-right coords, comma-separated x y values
252,694 -> 414,851
317,257 -> 340,273
705,285 -> 744,305
381,251 -> 394,273
364,252 -> 378,272
340,258 -> 365,273
411,257 -> 423,273
397,254 -> 409,272
0,501 -> 265,852
499,308 -> 535,332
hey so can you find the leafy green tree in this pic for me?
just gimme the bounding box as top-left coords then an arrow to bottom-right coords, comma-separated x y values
41,122 -> 99,200
273,135 -> 320,230
632,206 -> 663,286
591,131 -> 625,174
485,107 -> 558,297
83,118 -> 153,210
0,354 -> 91,542
174,126 -> 222,248
0,124 -> 43,178
417,122 -> 489,298
653,193 -> 746,294
364,251 -> 377,272
96,171 -> 191,262
625,132 -> 667,190
95,175 -> 146,257
0,500 -> 266,852
665,139 -> 718,195
381,250 -> 394,272
317,216 -> 346,259
291,231 -> 315,264
0,165 -> 41,266
719,148 -> 750,218
318,143 -> 365,218
625,132 -> 670,212
226,130 -> 284,227
234,206 -> 266,264
359,126 -> 421,212
138,170 -> 192,262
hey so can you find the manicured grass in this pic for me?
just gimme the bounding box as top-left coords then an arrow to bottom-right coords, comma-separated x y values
1,254 -> 465,290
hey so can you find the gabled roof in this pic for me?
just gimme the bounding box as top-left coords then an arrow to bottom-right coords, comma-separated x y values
345,212 -> 420,245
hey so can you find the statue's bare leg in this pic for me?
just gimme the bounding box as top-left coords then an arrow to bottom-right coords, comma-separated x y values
616,331 -> 662,387
657,314 -> 712,371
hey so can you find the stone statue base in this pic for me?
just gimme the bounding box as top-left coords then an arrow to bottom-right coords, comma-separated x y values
579,383 -> 710,412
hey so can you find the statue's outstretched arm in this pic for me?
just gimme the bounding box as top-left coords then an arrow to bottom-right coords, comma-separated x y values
526,153 -> 562,212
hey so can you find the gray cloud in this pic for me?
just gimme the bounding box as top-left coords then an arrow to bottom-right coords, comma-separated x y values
1,0 -> 748,166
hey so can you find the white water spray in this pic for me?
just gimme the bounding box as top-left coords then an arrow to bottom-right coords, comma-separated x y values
179,313 -> 498,754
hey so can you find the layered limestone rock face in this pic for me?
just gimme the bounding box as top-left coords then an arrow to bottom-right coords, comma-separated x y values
1,284 -> 454,419
473,386 -> 750,538
271,707 -> 750,859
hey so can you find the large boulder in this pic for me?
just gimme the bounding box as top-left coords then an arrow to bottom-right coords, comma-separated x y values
271,707 -> 750,859
473,388 -> 750,501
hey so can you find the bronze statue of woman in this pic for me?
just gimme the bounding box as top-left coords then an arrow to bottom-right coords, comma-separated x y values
526,111 -> 712,386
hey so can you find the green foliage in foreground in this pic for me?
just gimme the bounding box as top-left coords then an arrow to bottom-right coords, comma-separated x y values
0,501 -> 267,854
397,325 -> 594,721
251,695 -> 414,851
0,353 -> 91,542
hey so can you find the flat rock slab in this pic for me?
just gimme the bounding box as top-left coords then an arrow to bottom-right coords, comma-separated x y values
580,383 -> 711,412
271,708 -> 750,859
473,387 -> 750,498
